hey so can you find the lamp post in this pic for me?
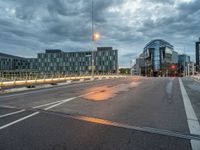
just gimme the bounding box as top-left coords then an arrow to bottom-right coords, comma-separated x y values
91,0 -> 100,77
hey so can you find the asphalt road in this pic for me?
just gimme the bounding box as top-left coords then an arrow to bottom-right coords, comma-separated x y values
0,77 -> 200,150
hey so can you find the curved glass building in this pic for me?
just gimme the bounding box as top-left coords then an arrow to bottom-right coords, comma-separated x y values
143,39 -> 174,76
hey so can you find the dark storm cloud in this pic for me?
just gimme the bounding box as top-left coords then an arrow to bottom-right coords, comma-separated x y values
0,0 -> 199,66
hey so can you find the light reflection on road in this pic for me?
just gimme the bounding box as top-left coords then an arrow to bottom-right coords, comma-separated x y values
77,116 -> 114,126
83,77 -> 141,101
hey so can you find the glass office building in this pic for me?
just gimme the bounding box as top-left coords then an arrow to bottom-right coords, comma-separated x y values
196,38 -> 200,71
143,39 -> 174,76
0,47 -> 118,76
37,47 -> 118,74
0,52 -> 30,71
178,54 -> 190,74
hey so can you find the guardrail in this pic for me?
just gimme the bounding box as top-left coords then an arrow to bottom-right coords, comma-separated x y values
0,75 -> 128,88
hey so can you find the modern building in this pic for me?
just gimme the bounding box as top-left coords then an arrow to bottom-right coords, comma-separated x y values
0,47 -> 118,76
196,38 -> 200,71
142,39 -> 176,76
134,53 -> 145,75
27,58 -> 38,71
178,54 -> 191,76
0,52 -> 30,71
37,47 -> 118,74
172,51 -> 178,64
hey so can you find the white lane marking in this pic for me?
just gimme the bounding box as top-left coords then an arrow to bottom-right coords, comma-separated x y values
33,91 -> 95,109
0,105 -> 16,109
0,109 -> 26,118
44,97 -> 76,110
33,100 -> 64,109
179,78 -> 200,150
0,112 -> 39,130
0,91 -> 96,130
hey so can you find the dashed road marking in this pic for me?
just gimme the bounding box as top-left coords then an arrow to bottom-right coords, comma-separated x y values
0,105 -> 16,109
0,109 -> 26,118
0,91 -> 95,130
0,112 -> 39,130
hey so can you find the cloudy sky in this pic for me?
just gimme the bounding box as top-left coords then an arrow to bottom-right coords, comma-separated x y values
0,0 -> 199,67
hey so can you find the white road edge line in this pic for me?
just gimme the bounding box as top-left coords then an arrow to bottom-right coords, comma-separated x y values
0,109 -> 26,118
0,91 -> 95,130
179,78 -> 200,150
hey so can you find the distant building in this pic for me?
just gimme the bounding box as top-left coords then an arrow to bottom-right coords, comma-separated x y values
0,47 -> 118,75
37,47 -> 118,74
196,38 -> 200,71
134,39 -> 193,76
135,53 -> 145,75
172,51 -> 178,64
27,58 -> 38,71
178,54 -> 191,75
0,52 -> 30,71
143,39 -> 175,76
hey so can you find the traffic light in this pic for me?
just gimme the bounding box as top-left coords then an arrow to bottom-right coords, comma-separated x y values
171,65 -> 176,69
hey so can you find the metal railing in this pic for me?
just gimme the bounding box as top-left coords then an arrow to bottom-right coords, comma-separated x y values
0,73 -> 127,88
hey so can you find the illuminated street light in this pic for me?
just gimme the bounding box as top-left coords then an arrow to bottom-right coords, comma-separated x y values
93,32 -> 100,41
91,0 -> 101,77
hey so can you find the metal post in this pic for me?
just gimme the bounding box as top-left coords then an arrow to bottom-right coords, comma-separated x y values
91,0 -> 94,78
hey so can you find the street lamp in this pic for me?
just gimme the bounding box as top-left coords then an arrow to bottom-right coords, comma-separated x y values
93,32 -> 100,41
91,0 -> 100,77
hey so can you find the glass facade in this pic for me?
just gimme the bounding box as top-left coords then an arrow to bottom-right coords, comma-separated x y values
0,53 -> 30,71
143,39 -> 174,76
178,54 -> 190,74
196,39 -> 200,71
37,47 -> 118,74
153,42 -> 160,71
0,47 -> 118,75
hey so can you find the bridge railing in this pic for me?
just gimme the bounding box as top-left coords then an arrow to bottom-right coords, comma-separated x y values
0,74 -> 128,88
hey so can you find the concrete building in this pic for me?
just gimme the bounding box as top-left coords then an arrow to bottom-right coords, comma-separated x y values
196,38 -> 200,71
37,47 -> 118,74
